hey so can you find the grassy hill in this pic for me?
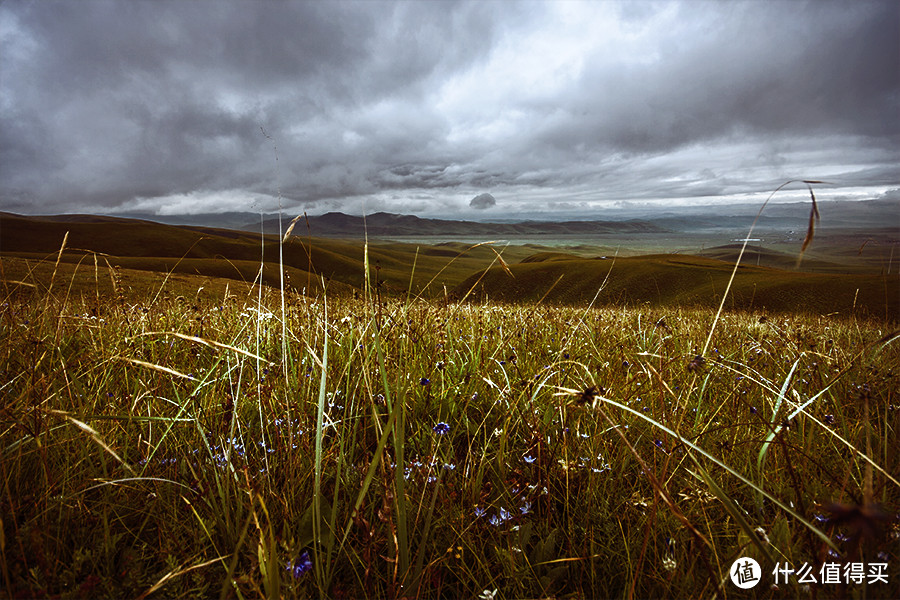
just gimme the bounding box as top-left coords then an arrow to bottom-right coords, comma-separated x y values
455,252 -> 898,320
0,212 -> 529,297
3,212 -> 896,319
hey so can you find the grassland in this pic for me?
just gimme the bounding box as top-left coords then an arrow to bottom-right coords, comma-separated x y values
1,212 -> 899,599
457,252 -> 898,320
3,211 -> 897,319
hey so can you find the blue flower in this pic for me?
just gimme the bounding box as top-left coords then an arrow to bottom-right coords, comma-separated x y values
288,551 -> 313,579
523,455 -> 536,464
433,422 -> 450,435
420,377 -> 431,386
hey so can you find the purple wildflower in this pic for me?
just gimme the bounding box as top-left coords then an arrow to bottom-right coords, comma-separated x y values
288,551 -> 313,579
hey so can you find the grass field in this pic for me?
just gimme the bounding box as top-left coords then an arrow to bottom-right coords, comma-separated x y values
1,212 -> 899,599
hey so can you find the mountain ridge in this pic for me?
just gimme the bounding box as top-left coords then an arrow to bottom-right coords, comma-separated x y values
258,211 -> 669,237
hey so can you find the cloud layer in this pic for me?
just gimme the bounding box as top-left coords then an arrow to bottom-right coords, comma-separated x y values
1,0 -> 897,217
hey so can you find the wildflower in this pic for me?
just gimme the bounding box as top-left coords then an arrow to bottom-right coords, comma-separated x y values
433,422 -> 450,435
420,377 -> 430,386
288,551 -> 313,579
662,556 -> 677,572
478,588 -> 498,600
489,507 -> 513,527
523,455 -> 536,464
824,414 -> 835,425
474,506 -> 486,518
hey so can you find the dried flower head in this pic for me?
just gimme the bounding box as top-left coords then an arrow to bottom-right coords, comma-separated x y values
576,385 -> 602,405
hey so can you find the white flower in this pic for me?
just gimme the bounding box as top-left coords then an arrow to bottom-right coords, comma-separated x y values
478,588 -> 498,600
754,527 -> 770,545
662,556 -> 677,572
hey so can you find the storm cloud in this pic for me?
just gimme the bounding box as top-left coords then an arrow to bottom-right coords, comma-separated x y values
0,0 -> 897,217
470,193 -> 496,210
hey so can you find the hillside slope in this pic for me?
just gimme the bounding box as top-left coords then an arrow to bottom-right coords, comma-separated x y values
454,253 -> 898,319
0,212 -> 507,295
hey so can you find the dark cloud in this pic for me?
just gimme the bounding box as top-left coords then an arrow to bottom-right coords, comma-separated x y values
469,193 -> 496,209
0,0 -> 896,217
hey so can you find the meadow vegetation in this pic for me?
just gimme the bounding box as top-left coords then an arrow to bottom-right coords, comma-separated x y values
1,238 -> 898,598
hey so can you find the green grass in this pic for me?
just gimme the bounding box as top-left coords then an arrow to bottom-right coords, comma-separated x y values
2,252 -> 898,598
0,213 -> 539,297
457,253 -> 899,320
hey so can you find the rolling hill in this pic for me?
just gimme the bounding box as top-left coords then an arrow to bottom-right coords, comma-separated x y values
454,252 -> 899,320
2,212 -> 896,319
0,212 -> 533,297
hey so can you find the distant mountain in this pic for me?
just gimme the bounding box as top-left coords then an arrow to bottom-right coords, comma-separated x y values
253,211 -> 668,237
57,197 -> 896,234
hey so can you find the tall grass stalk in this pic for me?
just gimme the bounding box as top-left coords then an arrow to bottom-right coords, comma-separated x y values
702,180 -> 823,358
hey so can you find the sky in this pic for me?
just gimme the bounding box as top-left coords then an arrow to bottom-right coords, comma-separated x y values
1,0 -> 898,219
